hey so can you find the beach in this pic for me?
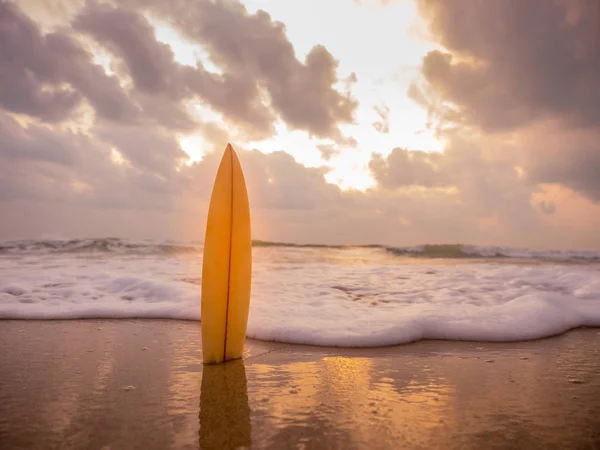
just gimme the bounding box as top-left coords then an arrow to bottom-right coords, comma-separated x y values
1,320 -> 599,449
4,0 -> 600,447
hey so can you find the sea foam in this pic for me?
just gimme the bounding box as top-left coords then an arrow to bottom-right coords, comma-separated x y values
1,242 -> 599,347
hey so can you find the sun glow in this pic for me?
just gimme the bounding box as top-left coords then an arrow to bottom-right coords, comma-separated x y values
109,148 -> 128,165
141,0 -> 444,192
178,134 -> 209,164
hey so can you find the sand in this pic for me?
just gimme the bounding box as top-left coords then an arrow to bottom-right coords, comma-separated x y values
1,321 -> 599,450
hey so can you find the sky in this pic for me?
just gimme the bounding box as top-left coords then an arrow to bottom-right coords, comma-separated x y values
1,0 -> 599,248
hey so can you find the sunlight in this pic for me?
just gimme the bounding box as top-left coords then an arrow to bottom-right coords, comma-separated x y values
145,14 -> 222,74
4,1 -> 600,447
89,46 -> 116,77
109,148 -> 128,165
324,160 -> 376,191
235,0 -> 444,191
139,0 -> 444,193
178,134 -> 209,164
247,122 -> 326,167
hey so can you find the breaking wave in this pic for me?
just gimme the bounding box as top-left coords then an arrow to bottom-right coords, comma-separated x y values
1,238 -> 599,262
385,244 -> 600,262
0,238 -> 200,255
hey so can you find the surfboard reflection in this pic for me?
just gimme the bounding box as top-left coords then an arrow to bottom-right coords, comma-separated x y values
199,359 -> 251,450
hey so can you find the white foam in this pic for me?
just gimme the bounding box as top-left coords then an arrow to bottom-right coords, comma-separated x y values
1,247 -> 599,347
246,260 -> 600,346
0,255 -> 200,320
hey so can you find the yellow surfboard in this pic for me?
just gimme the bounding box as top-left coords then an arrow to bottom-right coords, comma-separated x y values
201,144 -> 252,364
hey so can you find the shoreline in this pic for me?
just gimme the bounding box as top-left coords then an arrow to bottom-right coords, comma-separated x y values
1,318 -> 598,348
1,320 -> 600,449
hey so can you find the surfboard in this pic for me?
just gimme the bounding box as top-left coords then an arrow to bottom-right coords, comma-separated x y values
201,144 -> 252,364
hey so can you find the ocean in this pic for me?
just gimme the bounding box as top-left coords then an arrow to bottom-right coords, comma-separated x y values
1,238 -> 599,347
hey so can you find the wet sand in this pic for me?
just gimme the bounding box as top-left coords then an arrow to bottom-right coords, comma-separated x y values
1,321 -> 599,450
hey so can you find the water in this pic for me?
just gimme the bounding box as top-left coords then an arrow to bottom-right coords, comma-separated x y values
1,238 -> 599,346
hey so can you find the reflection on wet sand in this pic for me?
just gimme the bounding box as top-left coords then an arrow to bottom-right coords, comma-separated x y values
2,321 -> 600,449
241,337 -> 600,449
246,354 -> 456,448
199,359 -> 251,450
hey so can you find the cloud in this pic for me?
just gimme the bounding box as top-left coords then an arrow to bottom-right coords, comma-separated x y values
0,0 -> 359,221
372,104 -> 390,134
94,124 -> 189,180
3,0 -> 358,140
517,125 -> 600,202
415,0 -> 600,132
128,0 -> 358,140
316,144 -> 339,161
1,110 -> 598,247
187,149 -> 341,211
2,0 -> 599,248
73,3 -> 181,95
369,148 -> 445,187
0,112 -> 79,166
0,1 -> 139,123
369,134 -> 540,229
413,0 -> 600,204
72,2 -> 269,135
0,108 -> 186,210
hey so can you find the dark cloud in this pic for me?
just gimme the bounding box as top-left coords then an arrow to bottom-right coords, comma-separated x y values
4,0 -> 357,140
72,3 -> 204,131
414,0 -> 600,204
47,33 -> 142,122
369,136 -> 539,226
0,108 -> 185,208
415,0 -> 600,132
519,126 -> 600,202
0,2 -> 80,121
3,0 -> 600,247
0,112 -> 80,165
182,69 -> 275,139
0,104 -> 336,216
70,1 -> 356,139
0,0 -> 359,227
136,0 -> 357,140
1,111 -> 596,247
93,124 -> 189,180
73,3 -> 181,95
0,112 -> 106,203
369,147 -> 446,188
0,1 -> 139,123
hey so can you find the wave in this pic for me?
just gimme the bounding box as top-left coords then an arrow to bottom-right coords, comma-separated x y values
0,238 -> 201,255
251,241 -> 600,262
385,244 -> 600,262
0,238 -> 383,255
251,240 -> 383,249
1,238 -> 599,262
